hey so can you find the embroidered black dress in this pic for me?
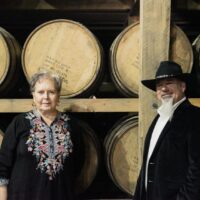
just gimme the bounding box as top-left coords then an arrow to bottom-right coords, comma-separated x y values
0,110 -> 80,200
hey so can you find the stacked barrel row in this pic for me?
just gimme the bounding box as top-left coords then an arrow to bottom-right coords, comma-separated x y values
0,19 -> 199,98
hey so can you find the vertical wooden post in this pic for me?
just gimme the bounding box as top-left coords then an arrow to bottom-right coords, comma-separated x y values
138,0 -> 171,168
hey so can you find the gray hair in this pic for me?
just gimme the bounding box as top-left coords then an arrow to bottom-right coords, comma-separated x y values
30,71 -> 62,93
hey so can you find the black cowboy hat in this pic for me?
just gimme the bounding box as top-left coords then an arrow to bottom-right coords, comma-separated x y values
141,61 -> 191,91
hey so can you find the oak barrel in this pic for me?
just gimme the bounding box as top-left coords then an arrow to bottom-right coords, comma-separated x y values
110,22 -> 193,97
22,19 -> 104,98
0,27 -> 23,97
75,119 -> 101,194
104,115 -> 138,195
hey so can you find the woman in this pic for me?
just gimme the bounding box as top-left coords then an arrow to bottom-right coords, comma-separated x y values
0,72 -> 81,200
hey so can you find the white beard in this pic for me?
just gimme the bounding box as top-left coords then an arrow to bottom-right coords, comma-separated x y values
158,97 -> 174,118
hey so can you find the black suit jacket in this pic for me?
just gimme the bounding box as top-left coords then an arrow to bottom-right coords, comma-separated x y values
134,100 -> 200,200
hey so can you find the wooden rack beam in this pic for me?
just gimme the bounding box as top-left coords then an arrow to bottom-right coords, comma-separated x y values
0,98 -> 199,113
0,98 -> 137,113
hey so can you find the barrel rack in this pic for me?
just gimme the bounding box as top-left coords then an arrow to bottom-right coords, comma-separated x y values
0,1 -> 200,200
0,98 -> 200,113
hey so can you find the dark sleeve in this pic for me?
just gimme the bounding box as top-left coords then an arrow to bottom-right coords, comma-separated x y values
133,160 -> 147,200
177,108 -> 200,199
0,116 -> 19,186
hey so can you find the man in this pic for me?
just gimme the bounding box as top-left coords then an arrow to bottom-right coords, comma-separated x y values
133,61 -> 200,200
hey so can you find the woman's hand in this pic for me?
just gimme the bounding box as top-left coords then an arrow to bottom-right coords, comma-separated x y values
0,186 -> 7,200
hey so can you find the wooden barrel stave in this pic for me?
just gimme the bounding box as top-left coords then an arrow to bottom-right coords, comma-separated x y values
110,22 -> 193,97
22,19 -> 104,98
0,27 -> 25,97
104,115 -> 138,195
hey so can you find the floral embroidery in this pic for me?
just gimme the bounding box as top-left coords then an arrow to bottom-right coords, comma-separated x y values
26,111 -> 73,180
0,178 -> 9,186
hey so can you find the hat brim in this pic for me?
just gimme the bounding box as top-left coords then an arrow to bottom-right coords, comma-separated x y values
141,74 -> 191,91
